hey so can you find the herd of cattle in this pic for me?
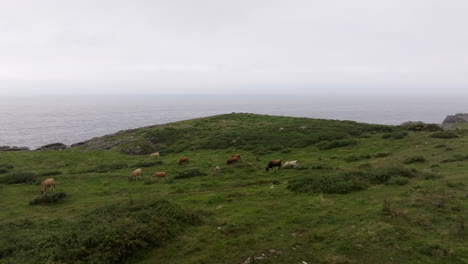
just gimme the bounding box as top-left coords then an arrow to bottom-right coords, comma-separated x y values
38,152 -> 299,195
127,152 -> 299,181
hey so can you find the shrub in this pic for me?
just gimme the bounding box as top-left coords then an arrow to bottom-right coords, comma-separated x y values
174,169 -> 207,179
403,156 -> 426,164
29,192 -> 67,205
0,164 -> 14,174
430,131 -> 458,139
89,162 -> 128,173
385,176 -> 409,186
0,199 -> 202,263
133,160 -> 163,167
288,167 -> 416,194
38,170 -> 62,177
0,171 -> 38,184
344,154 -> 371,162
442,154 -> 468,163
374,152 -> 391,158
316,139 -> 357,150
382,131 -> 407,140
434,144 -> 446,148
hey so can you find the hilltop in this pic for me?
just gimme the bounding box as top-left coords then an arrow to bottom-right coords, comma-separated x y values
0,113 -> 467,264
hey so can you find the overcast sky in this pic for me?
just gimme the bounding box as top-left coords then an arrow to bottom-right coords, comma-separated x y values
1,0 -> 467,96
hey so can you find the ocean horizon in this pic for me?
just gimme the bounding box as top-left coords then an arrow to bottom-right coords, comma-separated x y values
1,94 -> 467,149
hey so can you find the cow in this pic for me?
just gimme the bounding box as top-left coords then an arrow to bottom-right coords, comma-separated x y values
191,145 -> 198,151
226,157 -> 239,165
153,172 -> 167,178
231,154 -> 241,160
283,160 -> 299,168
148,152 -> 160,159
129,168 -> 142,181
265,159 -> 282,171
213,166 -> 221,172
40,178 -> 56,195
179,157 -> 189,165
415,126 -> 422,132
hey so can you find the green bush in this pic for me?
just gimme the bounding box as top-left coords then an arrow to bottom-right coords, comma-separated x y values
374,152 -> 391,158
133,160 -> 163,167
344,154 -> 371,162
385,176 -> 409,186
442,154 -> 468,163
403,156 -> 426,164
0,199 -> 202,264
382,131 -> 408,140
430,131 -> 458,139
174,169 -> 207,179
0,171 -> 38,184
29,192 -> 67,205
38,170 -> 62,177
288,167 -> 416,194
0,164 -> 14,174
434,144 -> 446,148
86,162 -> 128,173
316,139 -> 357,150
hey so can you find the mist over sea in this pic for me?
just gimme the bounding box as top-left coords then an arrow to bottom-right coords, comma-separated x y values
1,95 -> 467,149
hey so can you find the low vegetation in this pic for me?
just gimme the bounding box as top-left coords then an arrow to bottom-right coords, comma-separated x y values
0,113 -> 467,264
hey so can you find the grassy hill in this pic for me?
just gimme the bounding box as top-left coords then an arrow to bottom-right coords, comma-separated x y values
0,113 -> 467,264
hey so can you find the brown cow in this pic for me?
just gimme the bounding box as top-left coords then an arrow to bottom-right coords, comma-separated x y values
226,157 -> 239,165
231,154 -> 241,160
179,157 -> 189,165
265,159 -> 282,171
153,172 -> 167,178
40,178 -> 56,195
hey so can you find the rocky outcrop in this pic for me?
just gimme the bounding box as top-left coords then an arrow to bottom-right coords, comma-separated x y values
36,143 -> 67,151
442,113 -> 468,129
0,146 -> 30,151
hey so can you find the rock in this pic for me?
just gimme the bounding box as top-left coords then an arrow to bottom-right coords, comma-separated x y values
442,113 -> 468,129
70,141 -> 86,147
36,143 -> 67,151
0,146 -> 30,151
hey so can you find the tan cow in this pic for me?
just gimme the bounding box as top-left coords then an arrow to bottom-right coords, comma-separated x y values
148,152 -> 160,159
179,157 -> 189,165
40,178 -> 56,195
128,168 -> 142,181
231,154 -> 241,160
153,172 -> 168,178
265,159 -> 282,171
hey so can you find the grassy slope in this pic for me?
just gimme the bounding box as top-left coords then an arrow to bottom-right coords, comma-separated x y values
0,113 -> 467,264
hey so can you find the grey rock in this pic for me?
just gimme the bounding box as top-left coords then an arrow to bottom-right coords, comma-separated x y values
36,143 -> 67,151
0,146 -> 30,151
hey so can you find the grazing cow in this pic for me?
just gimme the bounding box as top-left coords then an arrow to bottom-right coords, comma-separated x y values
283,160 -> 299,168
213,166 -> 221,172
153,172 -> 167,178
148,152 -> 160,159
265,159 -> 282,171
231,154 -> 241,160
191,145 -> 198,151
415,126 -> 422,132
129,168 -> 142,181
179,157 -> 189,165
40,178 -> 55,195
226,157 -> 239,165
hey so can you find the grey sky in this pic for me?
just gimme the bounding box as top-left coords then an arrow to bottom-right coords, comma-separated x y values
1,0 -> 467,95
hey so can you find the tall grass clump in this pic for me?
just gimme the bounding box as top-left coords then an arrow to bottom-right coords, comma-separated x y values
0,164 -> 14,174
403,156 -> 427,164
430,131 -> 458,139
85,162 -> 128,173
0,171 -> 38,184
382,131 -> 408,139
38,170 -> 62,177
288,167 -> 416,194
316,139 -> 357,150
174,169 -> 207,179
133,160 -> 163,167
0,199 -> 202,264
442,154 -> 468,163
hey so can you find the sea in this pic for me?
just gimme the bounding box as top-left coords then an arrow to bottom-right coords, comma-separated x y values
1,95 -> 467,149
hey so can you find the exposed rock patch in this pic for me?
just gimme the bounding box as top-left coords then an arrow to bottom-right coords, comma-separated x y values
442,113 -> 468,129
36,143 -> 67,151
0,146 -> 30,151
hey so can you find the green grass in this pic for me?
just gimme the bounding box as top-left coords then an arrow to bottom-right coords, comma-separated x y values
0,113 -> 467,264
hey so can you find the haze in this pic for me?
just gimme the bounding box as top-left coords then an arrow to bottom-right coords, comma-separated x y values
1,0 -> 467,96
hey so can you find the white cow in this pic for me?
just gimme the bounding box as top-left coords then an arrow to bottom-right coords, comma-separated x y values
283,160 -> 299,168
